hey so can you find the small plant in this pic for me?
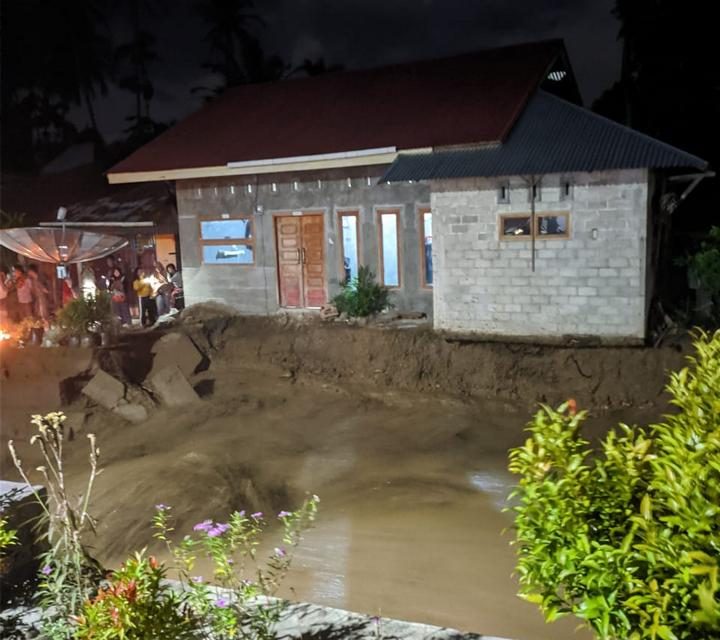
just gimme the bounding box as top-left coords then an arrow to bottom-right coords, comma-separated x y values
509,330 -> 720,639
153,497 -> 319,639
0,516 -> 18,555
74,551 -> 196,640
8,412 -> 103,639
332,266 -> 392,318
56,291 -> 113,338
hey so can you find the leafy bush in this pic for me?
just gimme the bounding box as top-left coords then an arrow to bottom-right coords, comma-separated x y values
153,497 -> 319,639
688,227 -> 720,297
74,552 -> 195,640
509,330 -> 720,639
56,291 -> 113,336
332,266 -> 392,318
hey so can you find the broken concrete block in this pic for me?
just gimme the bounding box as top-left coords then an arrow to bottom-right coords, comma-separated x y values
0,481 -> 47,600
320,304 -> 339,321
149,332 -> 205,381
81,370 -> 125,410
113,402 -> 148,423
150,365 -> 200,407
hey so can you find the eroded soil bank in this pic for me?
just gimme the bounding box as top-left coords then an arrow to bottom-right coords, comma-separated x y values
0,313 -> 686,640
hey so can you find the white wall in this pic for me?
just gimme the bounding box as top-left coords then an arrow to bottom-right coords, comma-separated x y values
431,169 -> 649,340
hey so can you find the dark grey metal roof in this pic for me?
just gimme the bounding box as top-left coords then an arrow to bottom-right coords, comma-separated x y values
382,91 -> 708,182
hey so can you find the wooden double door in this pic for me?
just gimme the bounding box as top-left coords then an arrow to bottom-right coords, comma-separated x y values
275,213 -> 326,308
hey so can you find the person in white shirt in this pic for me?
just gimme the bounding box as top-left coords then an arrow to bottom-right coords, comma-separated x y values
13,265 -> 33,320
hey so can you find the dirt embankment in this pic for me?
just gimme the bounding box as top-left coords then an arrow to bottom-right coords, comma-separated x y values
183,313 -> 688,410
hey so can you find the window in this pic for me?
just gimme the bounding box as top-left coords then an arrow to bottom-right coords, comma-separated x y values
497,182 -> 510,204
378,209 -> 400,287
537,213 -> 569,237
338,210 -> 360,282
499,212 -> 570,240
200,215 -> 254,264
529,182 -> 542,202
419,207 -> 433,287
500,215 -> 531,238
560,179 -> 573,201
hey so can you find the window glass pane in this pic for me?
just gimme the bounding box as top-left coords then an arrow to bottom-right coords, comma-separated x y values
380,213 -> 399,286
502,216 -> 531,237
537,215 -> 568,236
203,244 -> 254,264
422,212 -> 433,285
340,215 -> 359,282
201,219 -> 253,240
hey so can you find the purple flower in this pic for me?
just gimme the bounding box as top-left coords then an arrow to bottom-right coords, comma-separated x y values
250,512 -> 263,520
238,510 -> 245,517
41,564 -> 52,576
155,504 -> 169,511
207,523 -> 230,538
274,547 -> 287,558
214,597 -> 229,608
277,511 -> 292,519
193,519 -> 213,532
191,576 -> 203,583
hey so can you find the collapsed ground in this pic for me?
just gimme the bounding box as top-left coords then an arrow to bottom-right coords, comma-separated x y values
0,307 -> 688,640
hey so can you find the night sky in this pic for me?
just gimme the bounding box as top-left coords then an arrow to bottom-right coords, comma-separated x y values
80,0 -> 621,141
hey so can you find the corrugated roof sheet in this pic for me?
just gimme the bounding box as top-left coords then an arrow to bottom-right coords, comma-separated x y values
108,40 -> 563,176
382,91 -> 708,182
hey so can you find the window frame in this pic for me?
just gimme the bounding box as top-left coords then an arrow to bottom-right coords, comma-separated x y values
498,211 -> 571,241
417,205 -> 433,289
198,213 -> 255,266
376,207 -> 402,288
336,209 -> 361,282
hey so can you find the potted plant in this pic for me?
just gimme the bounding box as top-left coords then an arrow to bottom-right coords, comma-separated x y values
57,291 -> 113,346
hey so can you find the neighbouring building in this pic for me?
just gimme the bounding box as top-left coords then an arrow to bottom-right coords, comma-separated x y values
107,39 -> 709,343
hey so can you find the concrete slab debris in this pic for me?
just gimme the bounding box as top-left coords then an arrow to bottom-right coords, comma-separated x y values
112,402 -> 149,423
149,332 -> 205,380
150,364 -> 200,407
81,370 -> 125,410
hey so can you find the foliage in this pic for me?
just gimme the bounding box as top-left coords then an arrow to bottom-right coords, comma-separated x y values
57,291 -> 113,336
153,496 -> 319,639
74,551 -> 196,640
8,412 -> 103,639
0,517 -> 18,556
509,330 -> 720,639
332,266 -> 392,318
687,227 -> 720,297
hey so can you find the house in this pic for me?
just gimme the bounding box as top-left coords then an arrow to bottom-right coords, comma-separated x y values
106,40 -> 709,342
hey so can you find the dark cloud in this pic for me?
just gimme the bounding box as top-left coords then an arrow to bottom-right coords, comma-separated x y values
74,0 -> 621,141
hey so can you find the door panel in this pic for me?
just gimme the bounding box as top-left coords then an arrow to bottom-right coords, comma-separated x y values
301,216 -> 326,308
275,217 -> 303,307
275,214 -> 326,309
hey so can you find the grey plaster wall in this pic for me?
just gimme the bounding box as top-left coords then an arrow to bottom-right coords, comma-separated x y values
175,169 -> 432,316
431,169 -> 651,340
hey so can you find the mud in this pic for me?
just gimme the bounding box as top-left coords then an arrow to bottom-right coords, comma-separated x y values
0,314 -> 687,639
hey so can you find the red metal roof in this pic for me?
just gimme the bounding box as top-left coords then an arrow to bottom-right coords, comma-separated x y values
109,40 -> 563,176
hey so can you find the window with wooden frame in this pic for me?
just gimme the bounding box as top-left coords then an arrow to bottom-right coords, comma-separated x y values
499,212 -> 570,240
377,208 -> 401,287
418,206 -> 433,287
199,214 -> 255,264
337,210 -> 360,283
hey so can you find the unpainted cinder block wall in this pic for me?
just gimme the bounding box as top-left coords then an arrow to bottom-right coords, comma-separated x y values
431,168 -> 651,340
175,169 -> 432,316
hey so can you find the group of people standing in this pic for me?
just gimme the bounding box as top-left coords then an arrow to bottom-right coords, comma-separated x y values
0,264 -> 51,326
131,261 -> 183,327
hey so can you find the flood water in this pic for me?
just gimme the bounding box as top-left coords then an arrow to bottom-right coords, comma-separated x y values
3,356 -> 652,640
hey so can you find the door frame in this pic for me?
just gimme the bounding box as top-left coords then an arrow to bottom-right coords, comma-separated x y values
272,209 -> 327,309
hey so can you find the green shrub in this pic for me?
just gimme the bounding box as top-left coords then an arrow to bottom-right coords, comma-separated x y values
688,227 -> 720,297
57,291 -> 113,336
332,266 -> 392,318
509,330 -> 720,639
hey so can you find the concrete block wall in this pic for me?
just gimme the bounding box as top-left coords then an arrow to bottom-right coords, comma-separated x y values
175,170 -> 432,315
431,169 -> 650,340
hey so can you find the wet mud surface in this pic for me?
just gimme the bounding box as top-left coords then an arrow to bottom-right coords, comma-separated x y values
0,315 -> 683,639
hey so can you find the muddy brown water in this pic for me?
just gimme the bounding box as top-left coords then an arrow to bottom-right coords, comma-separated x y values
0,335 -> 669,640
